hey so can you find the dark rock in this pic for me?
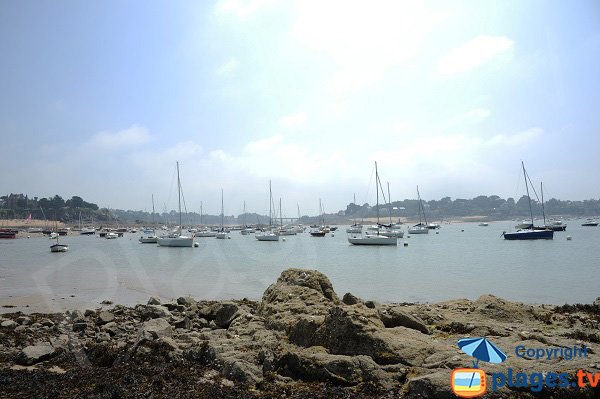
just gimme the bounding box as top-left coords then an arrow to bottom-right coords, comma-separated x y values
177,296 -> 195,307
138,318 -> 172,341
312,306 -> 441,366
221,358 -> 263,384
147,296 -> 161,305
96,332 -> 111,342
17,345 -> 57,365
84,309 -> 96,317
96,311 -> 115,325
14,325 -> 27,334
101,321 -> 119,336
40,319 -> 55,327
258,269 -> 340,333
437,321 -> 476,334
101,299 -> 113,305
364,300 -> 377,309
137,304 -> 172,320
16,316 -> 31,325
276,348 -> 395,387
163,302 -> 186,312
405,371 -> 454,398
342,292 -> 360,305
378,306 -> 429,334
67,309 -> 86,323
214,302 -> 240,328
173,316 -> 192,330
1,320 -> 18,329
72,322 -> 87,332
289,317 -> 324,347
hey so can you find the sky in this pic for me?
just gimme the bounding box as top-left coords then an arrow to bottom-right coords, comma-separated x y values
1,0 -> 599,216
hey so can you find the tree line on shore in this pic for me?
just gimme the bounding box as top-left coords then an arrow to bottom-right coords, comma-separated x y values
1,192 -> 599,225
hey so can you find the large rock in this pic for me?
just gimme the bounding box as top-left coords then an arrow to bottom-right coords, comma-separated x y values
1,320 -> 18,329
137,304 -> 172,320
213,302 -> 240,329
17,345 -> 57,365
276,347 -> 399,387
377,306 -> 430,334
258,269 -> 340,333
96,311 -> 115,325
312,306 -> 442,366
138,318 -> 172,341
405,371 -> 454,399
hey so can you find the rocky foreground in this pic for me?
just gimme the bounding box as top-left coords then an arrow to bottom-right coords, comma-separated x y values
1,269 -> 599,398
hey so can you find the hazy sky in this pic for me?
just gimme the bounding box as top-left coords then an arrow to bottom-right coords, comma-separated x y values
1,0 -> 599,216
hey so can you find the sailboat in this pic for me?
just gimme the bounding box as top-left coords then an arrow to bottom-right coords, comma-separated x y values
50,213 -> 68,252
310,199 -> 327,236
216,189 -> 228,239
380,182 -> 404,238
139,194 -> 159,243
346,193 -> 363,234
256,181 -> 279,241
240,201 -> 255,235
408,186 -> 429,234
157,162 -> 195,247
503,162 -> 553,240
347,162 -> 397,245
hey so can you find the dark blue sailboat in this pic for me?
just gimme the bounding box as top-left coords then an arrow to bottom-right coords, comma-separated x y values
503,162 -> 553,240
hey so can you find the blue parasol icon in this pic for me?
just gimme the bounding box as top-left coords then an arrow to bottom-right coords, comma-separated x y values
457,337 -> 507,389
458,337 -> 507,367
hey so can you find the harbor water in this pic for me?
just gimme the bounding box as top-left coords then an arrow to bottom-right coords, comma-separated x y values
0,219 -> 598,313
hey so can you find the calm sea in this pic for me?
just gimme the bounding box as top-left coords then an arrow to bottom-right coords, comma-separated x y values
1,219 -> 598,313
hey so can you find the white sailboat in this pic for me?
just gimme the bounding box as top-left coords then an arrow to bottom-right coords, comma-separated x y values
256,180 -> 279,241
157,162 -> 194,247
216,188 -> 228,239
240,201 -> 255,235
408,186 -> 429,234
139,194 -> 158,243
346,193 -> 363,233
50,214 -> 68,252
347,162 -> 397,246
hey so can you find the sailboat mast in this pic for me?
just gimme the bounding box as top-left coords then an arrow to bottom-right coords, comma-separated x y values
221,188 -> 224,230
151,194 -> 156,227
279,198 -> 283,227
177,161 -> 182,235
387,182 -> 392,225
522,161 -> 534,227
269,180 -> 272,228
541,182 -> 546,226
200,201 -> 203,226
353,193 -> 357,225
243,201 -> 246,227
375,162 -> 379,234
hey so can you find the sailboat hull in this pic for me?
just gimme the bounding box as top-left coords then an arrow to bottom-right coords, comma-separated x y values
157,236 -> 194,247
408,226 -> 429,234
50,244 -> 68,252
348,234 -> 397,246
503,229 -> 554,240
256,233 -> 279,241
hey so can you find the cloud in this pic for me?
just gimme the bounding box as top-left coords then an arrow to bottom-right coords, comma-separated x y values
279,111 -> 306,128
453,108 -> 492,125
215,0 -> 278,20
487,127 -> 542,147
292,0 -> 442,95
437,35 -> 514,76
216,58 -> 240,78
87,125 -> 151,150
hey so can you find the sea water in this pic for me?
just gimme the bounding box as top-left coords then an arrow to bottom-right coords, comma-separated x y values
0,219 -> 598,313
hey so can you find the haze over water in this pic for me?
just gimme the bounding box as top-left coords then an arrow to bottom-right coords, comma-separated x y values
1,219 -> 598,314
